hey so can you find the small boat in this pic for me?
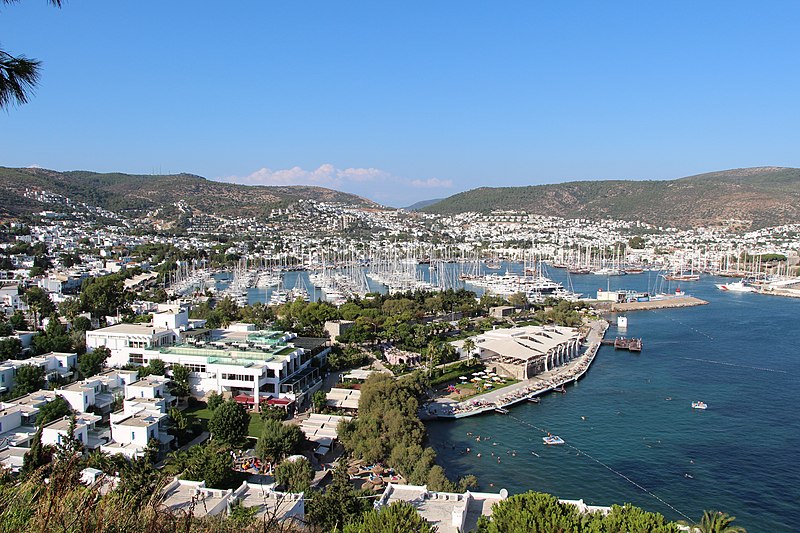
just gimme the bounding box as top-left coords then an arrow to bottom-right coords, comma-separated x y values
527,397 -> 540,403
543,435 -> 565,445
691,401 -> 708,410
555,385 -> 566,393
494,407 -> 509,415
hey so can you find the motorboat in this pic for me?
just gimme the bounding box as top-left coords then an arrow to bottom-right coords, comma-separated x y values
527,397 -> 540,403
715,281 -> 756,293
494,407 -> 509,414
691,401 -> 708,410
543,435 -> 565,445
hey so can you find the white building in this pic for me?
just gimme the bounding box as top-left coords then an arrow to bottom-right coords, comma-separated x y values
160,479 -> 233,518
55,369 -> 133,415
455,325 -> 584,380
0,352 -> 76,394
85,323 -> 177,361
0,283 -> 22,315
231,482 -> 305,524
103,410 -> 172,458
375,484 -> 507,533
41,413 -> 104,450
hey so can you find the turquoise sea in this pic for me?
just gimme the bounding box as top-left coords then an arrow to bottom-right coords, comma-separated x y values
426,271 -> 800,532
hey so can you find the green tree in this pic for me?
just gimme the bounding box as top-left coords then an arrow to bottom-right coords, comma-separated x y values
344,501 -> 436,533
0,337 -> 22,361
462,337 -> 476,357
79,346 -> 110,378
273,456 -> 313,493
182,443 -> 236,488
146,358 -> 166,376
508,291 -> 528,308
23,286 -> 55,327
259,404 -> 286,422
307,462 -> 372,531
206,391 -> 224,411
256,418 -> 305,462
169,363 -> 191,398
32,313 -> 72,354
20,426 -> 48,478
208,399 -> 249,445
79,275 -> 128,320
680,510 -> 747,533
13,364 -> 45,395
312,390 -> 327,413
9,311 -> 28,331
36,396 -> 72,426
169,407 -> 188,433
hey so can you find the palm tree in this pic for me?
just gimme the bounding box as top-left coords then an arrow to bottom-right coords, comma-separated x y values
0,1 -> 62,109
462,338 -> 476,358
680,510 -> 746,533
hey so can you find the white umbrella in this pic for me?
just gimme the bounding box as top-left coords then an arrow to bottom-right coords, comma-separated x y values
459,376 -> 468,381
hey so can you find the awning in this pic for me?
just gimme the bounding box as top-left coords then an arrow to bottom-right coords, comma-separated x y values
234,394 -> 255,405
266,398 -> 294,406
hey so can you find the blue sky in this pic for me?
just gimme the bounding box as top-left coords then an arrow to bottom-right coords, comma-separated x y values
2,1 -> 799,206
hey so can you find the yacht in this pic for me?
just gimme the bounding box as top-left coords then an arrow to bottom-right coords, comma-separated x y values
691,401 -> 708,410
715,280 -> 756,293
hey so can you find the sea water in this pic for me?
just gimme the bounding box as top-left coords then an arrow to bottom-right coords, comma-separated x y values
426,273 -> 800,532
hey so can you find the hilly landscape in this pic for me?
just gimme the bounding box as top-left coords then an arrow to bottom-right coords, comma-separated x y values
0,167 -> 377,219
421,167 -> 800,229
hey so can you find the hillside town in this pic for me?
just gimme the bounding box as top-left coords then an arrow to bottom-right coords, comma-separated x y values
0,186 -> 795,530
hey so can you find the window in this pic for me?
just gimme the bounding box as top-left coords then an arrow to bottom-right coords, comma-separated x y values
131,431 -> 135,441
129,354 -> 144,364
221,373 -> 254,382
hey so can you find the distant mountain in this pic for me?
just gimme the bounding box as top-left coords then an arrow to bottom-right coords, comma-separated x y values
403,198 -> 444,211
422,167 -> 800,229
0,167 -> 379,219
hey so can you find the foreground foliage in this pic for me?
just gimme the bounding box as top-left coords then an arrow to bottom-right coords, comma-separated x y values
476,492 -> 681,532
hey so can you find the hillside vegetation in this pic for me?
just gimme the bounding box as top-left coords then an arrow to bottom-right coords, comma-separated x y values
422,167 -> 800,229
0,167 -> 377,219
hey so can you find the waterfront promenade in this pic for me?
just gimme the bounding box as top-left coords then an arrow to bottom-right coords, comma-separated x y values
425,320 -> 608,419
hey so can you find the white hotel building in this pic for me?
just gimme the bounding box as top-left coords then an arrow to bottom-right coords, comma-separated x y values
86,318 -> 323,408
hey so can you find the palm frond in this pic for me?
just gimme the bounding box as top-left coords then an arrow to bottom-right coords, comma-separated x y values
0,50 -> 42,108
1,1 -> 63,6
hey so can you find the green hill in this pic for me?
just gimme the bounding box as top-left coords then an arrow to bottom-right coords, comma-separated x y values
0,167 -> 378,219
422,167 -> 800,228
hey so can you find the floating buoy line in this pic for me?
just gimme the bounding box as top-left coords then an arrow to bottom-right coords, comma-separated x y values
506,414 -> 693,522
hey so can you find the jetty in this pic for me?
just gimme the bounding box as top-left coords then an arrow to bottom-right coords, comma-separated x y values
601,337 -> 642,352
427,320 -> 608,419
609,295 -> 708,312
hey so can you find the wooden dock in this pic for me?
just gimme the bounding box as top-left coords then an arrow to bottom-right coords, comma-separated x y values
601,336 -> 642,352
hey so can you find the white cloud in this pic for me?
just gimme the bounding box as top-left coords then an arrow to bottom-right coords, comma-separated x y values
218,164 -> 455,206
221,164 -> 387,188
410,177 -> 453,188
